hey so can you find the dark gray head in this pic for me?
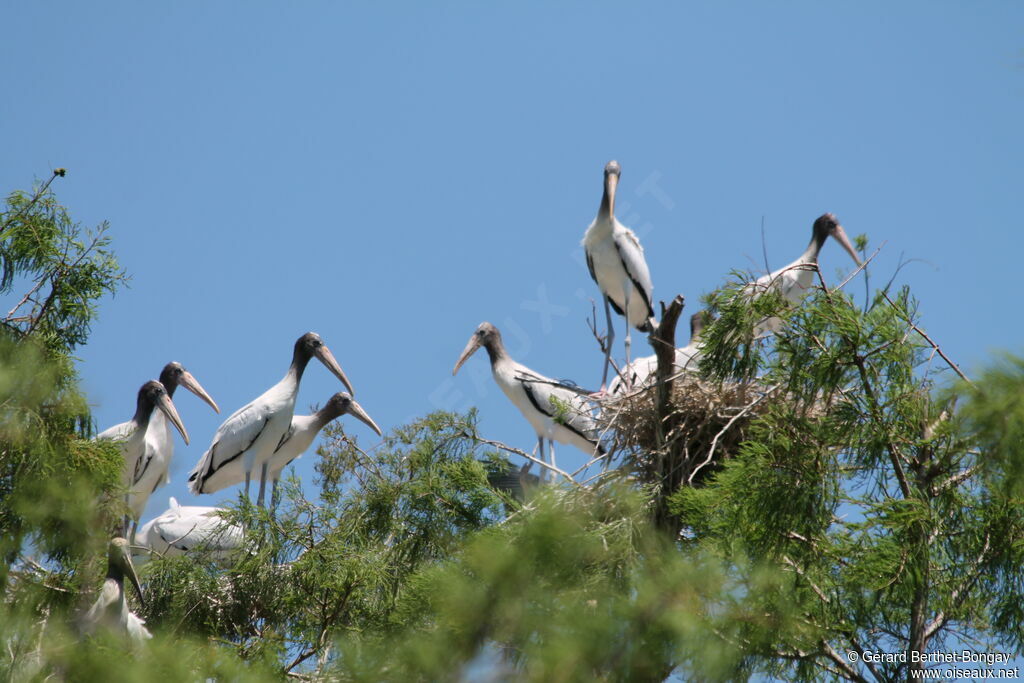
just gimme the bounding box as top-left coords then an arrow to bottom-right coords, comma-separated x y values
690,311 -> 713,340
136,380 -> 190,444
158,362 -> 220,413
291,332 -> 354,394
811,213 -> 860,265
599,161 -> 622,217
107,537 -> 145,606
453,322 -> 504,375
320,392 -> 383,436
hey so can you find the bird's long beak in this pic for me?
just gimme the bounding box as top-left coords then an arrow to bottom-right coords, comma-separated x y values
115,541 -> 146,607
453,335 -> 482,376
316,345 -> 355,395
831,223 -> 862,267
604,171 -> 618,217
347,399 -> 383,437
156,392 -> 189,445
178,370 -> 220,414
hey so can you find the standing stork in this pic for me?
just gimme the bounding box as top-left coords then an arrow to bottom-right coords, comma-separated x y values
453,322 -> 605,481
266,392 -> 382,511
81,538 -> 152,644
187,332 -> 353,507
127,363 -> 219,538
582,160 -> 657,391
749,213 -> 861,334
96,381 -> 190,532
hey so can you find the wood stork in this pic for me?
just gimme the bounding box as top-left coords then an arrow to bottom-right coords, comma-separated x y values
127,363 -> 219,538
582,160 -> 657,391
96,381 -> 189,513
187,332 -> 353,507
485,461 -> 540,503
135,497 -> 243,563
608,311 -> 708,397
749,213 -> 861,334
453,322 -> 605,481
266,392 -> 382,511
81,538 -> 152,644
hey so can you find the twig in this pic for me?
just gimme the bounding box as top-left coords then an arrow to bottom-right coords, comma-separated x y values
688,385 -> 778,483
922,532 -> 991,641
462,432 -> 579,486
836,242 -> 885,291
881,291 -> 971,385
0,170 -> 62,240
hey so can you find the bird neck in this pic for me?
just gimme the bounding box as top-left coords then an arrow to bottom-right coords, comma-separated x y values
598,185 -> 615,220
287,353 -> 312,384
132,396 -> 153,427
801,230 -> 827,264
483,339 -> 510,368
314,404 -> 342,430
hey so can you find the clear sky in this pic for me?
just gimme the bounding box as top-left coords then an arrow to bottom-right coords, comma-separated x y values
2,3 -> 1022,522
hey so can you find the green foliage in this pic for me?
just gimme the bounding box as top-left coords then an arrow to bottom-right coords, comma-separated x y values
0,172 -> 128,676
3,172 -> 1022,681
1,171 -> 128,353
127,411 -> 506,678
674,275 -> 1024,679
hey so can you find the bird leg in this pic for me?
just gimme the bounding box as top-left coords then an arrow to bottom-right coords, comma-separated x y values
548,440 -> 557,477
256,462 -> 268,509
270,479 -> 280,519
598,295 -> 616,393
128,520 -> 138,545
623,285 -> 634,389
537,436 -> 547,484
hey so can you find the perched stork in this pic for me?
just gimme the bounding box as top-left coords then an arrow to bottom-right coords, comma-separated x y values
187,332 -> 353,507
749,213 -> 861,334
608,311 -> 708,397
81,538 -> 152,644
485,460 -> 541,503
453,322 -> 605,481
96,381 -> 190,518
582,160 -> 657,391
266,392 -> 382,511
127,363 -> 219,537
135,497 -> 243,563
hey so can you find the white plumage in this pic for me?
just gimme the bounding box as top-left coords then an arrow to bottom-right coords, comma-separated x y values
127,363 -> 219,527
748,213 -> 861,334
188,332 -> 353,506
608,312 -> 707,397
95,381 -> 189,499
454,322 -> 604,479
582,161 -> 656,389
266,392 -> 382,506
81,538 -> 152,644
136,497 -> 243,562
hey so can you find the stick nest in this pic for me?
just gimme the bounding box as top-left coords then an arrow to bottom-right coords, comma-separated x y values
600,373 -> 785,488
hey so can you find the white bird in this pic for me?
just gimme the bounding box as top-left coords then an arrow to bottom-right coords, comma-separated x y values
749,213 -> 861,334
127,363 -> 219,537
187,332 -> 353,507
453,322 -> 605,481
266,392 -> 382,510
96,381 -> 190,514
582,160 -> 657,391
135,497 -> 243,563
81,538 -> 152,644
608,311 -> 708,397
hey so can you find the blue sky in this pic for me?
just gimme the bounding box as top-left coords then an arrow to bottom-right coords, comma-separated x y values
2,3 -> 1022,524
